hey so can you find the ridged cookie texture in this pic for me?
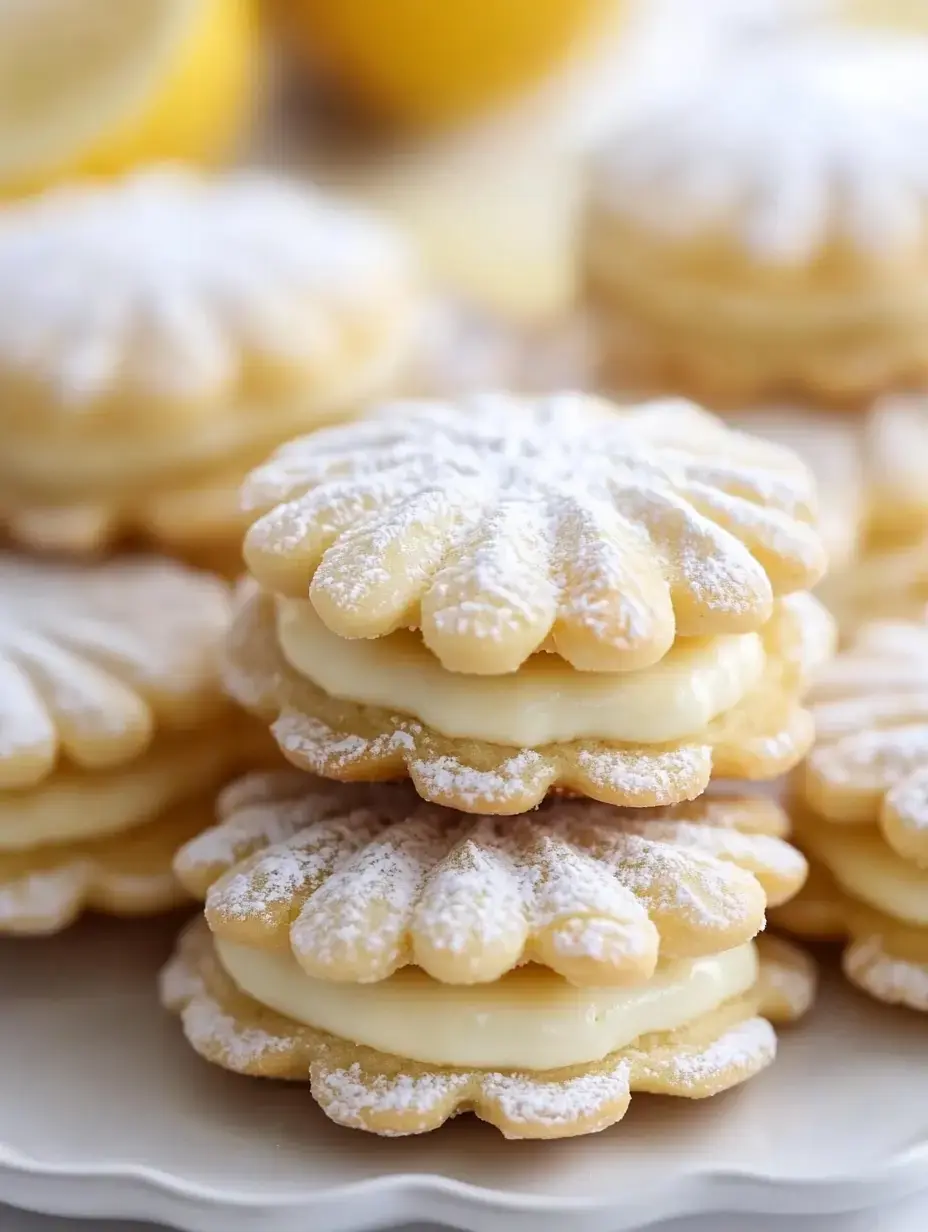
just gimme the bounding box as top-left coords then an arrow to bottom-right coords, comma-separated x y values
0,170 -> 420,554
0,554 -> 231,790
584,29 -> 928,404
174,769 -> 807,988
0,169 -> 417,419
241,394 -> 825,676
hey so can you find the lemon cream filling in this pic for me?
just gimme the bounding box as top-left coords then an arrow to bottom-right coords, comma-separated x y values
275,597 -> 766,747
0,739 -> 230,851
215,937 -> 758,1071
804,826 -> 928,928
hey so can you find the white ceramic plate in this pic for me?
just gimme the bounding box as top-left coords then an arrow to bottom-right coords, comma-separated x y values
1,917 -> 927,1232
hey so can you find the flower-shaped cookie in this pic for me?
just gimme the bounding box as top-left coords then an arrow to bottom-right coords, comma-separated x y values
162,918 -> 814,1139
224,582 -> 833,814
243,395 -> 825,676
0,554 -> 230,790
175,769 -> 807,988
0,169 -> 417,420
0,170 -> 420,556
589,29 -> 928,267
804,620 -> 928,866
584,28 -> 928,403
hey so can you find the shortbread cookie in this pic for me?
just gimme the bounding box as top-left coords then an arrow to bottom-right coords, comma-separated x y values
161,918 -> 814,1138
804,620 -> 928,866
0,554 -> 231,789
584,28 -> 928,406
242,393 -> 825,675
772,853 -> 928,1012
174,769 -> 807,987
863,395 -> 928,549
224,581 -> 833,813
0,170 -> 419,556
728,411 -> 864,572
0,792 -> 209,935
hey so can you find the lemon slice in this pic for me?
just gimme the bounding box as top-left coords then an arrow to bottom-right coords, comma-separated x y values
0,0 -> 254,196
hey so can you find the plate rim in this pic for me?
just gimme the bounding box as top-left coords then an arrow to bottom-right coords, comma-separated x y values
4,1133 -> 928,1232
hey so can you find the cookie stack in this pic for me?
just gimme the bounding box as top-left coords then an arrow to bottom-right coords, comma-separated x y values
0,167 -> 423,933
775,621 -> 928,1012
163,393 -> 834,1137
583,25 -> 928,408
0,555 -> 237,934
0,169 -> 419,566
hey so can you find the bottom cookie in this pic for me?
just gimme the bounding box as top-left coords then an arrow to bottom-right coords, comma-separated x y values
771,860 -> 928,1013
161,919 -> 814,1139
0,795 -> 209,934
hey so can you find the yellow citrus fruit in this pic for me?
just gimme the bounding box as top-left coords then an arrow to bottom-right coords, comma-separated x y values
0,0 -> 255,197
275,0 -> 614,127
841,0 -> 928,31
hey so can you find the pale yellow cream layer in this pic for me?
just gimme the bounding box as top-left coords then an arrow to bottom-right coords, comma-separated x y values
0,739 -> 231,851
806,825 -> 928,928
275,597 -> 766,746
215,937 -> 758,1071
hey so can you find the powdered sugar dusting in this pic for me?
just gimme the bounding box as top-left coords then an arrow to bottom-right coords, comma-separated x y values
242,394 -> 823,675
313,1063 -> 469,1131
0,553 -> 230,788
844,935 -> 928,1012
639,1017 -> 776,1091
481,1061 -> 632,1129
886,768 -> 928,836
195,774 -> 801,985
409,750 -> 551,809
0,168 -> 414,411
592,28 -> 928,261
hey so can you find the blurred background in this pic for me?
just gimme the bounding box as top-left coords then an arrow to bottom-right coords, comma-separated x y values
4,0 -> 926,324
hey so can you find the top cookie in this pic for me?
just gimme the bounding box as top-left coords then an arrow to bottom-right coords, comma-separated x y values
242,394 -> 825,676
589,28 -> 928,264
0,168 -> 417,421
0,554 -> 231,790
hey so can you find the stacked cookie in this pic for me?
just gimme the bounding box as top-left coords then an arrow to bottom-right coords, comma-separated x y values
0,555 -> 238,933
163,393 -> 834,1137
583,25 -> 928,408
775,621 -> 928,1012
0,167 -> 422,931
0,168 -> 419,565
